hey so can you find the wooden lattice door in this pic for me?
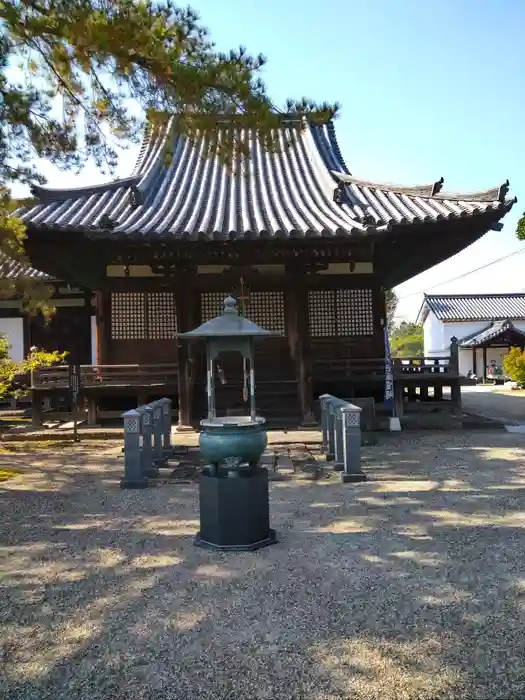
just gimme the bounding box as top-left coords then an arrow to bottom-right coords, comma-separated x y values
308,287 -> 375,365
109,292 -> 178,364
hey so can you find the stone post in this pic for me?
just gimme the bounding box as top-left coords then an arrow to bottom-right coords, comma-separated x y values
161,398 -> 174,457
150,401 -> 166,466
325,399 -> 336,462
140,406 -> 159,478
340,404 -> 367,484
333,401 -> 345,471
319,393 -> 333,454
450,336 -> 462,414
121,409 -> 148,489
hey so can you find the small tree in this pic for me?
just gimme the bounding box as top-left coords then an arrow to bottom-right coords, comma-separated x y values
503,347 -> 525,387
0,333 -> 67,401
385,289 -> 398,331
1,1 -> 337,313
390,321 -> 424,357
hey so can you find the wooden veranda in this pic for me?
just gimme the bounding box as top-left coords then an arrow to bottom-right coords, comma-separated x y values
30,342 -> 462,427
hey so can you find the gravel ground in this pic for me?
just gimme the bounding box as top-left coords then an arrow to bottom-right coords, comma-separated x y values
2,431 -> 525,699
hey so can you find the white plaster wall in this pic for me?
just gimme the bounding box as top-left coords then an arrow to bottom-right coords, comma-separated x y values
442,321 -> 485,351
423,311 -> 445,356
90,315 -> 97,364
0,318 -> 24,361
458,349 -> 473,377
425,317 -> 525,376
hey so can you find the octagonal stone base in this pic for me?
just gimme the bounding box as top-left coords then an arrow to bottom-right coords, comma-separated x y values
194,467 -> 278,551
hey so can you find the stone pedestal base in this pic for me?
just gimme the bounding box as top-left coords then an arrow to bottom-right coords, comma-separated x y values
120,477 -> 148,489
194,467 -> 278,551
341,472 -> 367,484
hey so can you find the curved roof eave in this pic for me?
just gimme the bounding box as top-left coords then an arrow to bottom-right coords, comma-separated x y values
17,118 -> 516,242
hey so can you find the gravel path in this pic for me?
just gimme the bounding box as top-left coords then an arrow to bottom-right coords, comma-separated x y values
2,432 -> 525,699
462,385 -> 525,425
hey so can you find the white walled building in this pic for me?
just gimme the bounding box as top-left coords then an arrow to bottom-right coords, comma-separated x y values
416,293 -> 525,379
0,254 -> 96,364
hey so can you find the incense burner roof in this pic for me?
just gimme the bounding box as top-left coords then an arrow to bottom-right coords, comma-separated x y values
180,296 -> 279,338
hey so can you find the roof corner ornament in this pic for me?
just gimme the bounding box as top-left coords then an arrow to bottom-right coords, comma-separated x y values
431,177 -> 444,197
498,179 -> 510,202
333,182 -> 346,206
359,210 -> 376,226
99,214 -> 115,230
129,185 -> 143,210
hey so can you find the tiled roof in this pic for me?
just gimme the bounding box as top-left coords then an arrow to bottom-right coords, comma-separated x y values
18,118 -> 515,241
418,293 -> 525,323
459,319 -> 525,347
0,253 -> 51,281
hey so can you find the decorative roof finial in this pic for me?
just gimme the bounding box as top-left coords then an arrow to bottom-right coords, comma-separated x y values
223,296 -> 238,315
333,182 -> 345,206
498,180 -> 510,202
431,177 -> 444,197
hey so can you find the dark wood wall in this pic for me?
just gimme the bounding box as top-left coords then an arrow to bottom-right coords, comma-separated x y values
99,269 -> 385,371
0,287 -> 93,363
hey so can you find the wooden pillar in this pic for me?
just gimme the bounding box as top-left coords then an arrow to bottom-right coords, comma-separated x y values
175,271 -> 195,430
450,336 -> 462,413
287,266 -> 316,426
22,315 -> 30,357
394,381 -> 404,417
30,367 -> 43,427
95,291 -> 110,365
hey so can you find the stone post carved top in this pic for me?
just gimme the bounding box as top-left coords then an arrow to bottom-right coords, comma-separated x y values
342,410 -> 361,428
122,409 -> 140,434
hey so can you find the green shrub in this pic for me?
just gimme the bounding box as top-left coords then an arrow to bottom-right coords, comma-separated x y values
503,347 -> 525,387
0,333 -> 67,400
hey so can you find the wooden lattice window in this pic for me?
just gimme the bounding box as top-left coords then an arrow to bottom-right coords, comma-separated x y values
308,288 -> 374,337
200,292 -> 229,322
200,291 -> 286,333
243,292 -> 285,333
111,293 -> 146,339
337,289 -> 374,336
308,290 -> 336,337
111,292 -> 177,340
147,293 -> 177,339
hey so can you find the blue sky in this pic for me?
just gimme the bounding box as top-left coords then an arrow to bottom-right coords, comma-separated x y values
21,0 -> 525,321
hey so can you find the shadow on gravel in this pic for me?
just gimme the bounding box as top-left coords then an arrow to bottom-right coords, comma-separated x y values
1,432 -> 525,699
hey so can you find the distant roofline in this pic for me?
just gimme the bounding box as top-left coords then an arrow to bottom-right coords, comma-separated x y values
416,291 -> 525,325
424,292 -> 525,298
